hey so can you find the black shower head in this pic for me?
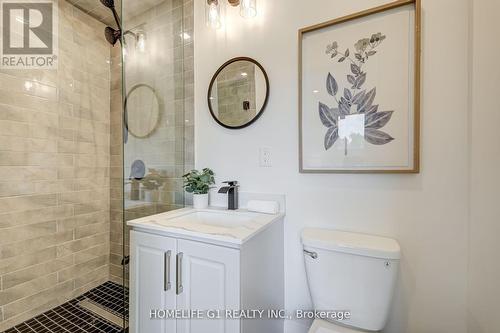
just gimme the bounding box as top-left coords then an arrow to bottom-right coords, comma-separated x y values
100,0 -> 115,8
104,26 -> 120,46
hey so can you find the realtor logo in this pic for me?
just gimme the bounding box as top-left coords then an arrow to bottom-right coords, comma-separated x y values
1,0 -> 58,69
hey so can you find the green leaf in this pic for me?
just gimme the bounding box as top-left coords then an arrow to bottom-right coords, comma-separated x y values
182,168 -> 216,194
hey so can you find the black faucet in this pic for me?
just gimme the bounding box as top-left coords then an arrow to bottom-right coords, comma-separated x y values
218,181 -> 239,210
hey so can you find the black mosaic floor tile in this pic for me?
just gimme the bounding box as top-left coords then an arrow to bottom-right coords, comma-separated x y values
2,281 -> 129,333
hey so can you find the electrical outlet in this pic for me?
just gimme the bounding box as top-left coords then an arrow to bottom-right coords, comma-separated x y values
260,147 -> 272,167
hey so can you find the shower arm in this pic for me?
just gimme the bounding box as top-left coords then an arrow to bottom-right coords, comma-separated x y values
110,7 -> 122,32
109,8 -> 141,40
123,30 -> 137,39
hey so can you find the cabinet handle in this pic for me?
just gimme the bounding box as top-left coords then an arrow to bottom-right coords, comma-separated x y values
164,251 -> 171,291
176,252 -> 184,295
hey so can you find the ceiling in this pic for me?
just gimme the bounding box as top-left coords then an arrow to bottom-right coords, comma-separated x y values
65,0 -> 166,27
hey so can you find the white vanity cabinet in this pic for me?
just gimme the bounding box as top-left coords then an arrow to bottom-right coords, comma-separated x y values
129,211 -> 284,333
130,231 -> 177,333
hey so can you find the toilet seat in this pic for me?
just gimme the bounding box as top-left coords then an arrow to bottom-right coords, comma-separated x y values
308,319 -> 365,333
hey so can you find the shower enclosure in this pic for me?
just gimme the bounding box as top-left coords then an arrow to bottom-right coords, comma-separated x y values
0,0 -> 193,331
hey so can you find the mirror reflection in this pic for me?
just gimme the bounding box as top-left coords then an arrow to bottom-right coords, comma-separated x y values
125,84 -> 161,138
208,58 -> 269,129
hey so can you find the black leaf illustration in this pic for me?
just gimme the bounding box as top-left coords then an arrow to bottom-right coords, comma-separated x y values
326,73 -> 338,96
344,88 -> 352,101
365,111 -> 394,129
351,64 -> 361,75
364,128 -> 394,145
321,32 -> 393,153
352,90 -> 366,104
357,87 -> 376,113
354,73 -> 367,89
366,104 -> 379,116
319,102 -> 339,127
324,127 -> 339,150
339,97 -> 351,116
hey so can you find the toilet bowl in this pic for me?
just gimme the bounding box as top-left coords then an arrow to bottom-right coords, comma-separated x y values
302,228 -> 401,333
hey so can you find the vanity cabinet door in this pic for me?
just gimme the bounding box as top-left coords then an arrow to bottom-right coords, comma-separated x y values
130,231 -> 177,333
176,239 -> 240,333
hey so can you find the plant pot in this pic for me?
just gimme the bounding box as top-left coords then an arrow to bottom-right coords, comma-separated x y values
143,189 -> 159,203
193,193 -> 209,209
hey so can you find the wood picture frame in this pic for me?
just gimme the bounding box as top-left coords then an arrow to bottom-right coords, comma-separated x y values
298,0 -> 421,173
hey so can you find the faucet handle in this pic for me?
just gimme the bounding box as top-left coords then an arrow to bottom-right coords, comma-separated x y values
222,181 -> 238,187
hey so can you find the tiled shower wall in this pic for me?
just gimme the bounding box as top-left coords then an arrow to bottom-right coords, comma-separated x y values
0,2 -> 111,330
108,0 -> 194,284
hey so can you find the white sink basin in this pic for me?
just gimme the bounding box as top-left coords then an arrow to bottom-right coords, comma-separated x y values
165,211 -> 255,228
127,207 -> 285,248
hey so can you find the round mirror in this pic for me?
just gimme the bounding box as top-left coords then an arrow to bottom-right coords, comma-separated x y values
125,84 -> 161,138
208,57 -> 269,129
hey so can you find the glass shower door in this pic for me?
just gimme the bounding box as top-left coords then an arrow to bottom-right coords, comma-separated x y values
118,0 -> 194,330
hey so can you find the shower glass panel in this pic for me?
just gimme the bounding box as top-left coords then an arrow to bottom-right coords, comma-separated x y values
117,0 -> 194,323
0,0 -> 192,331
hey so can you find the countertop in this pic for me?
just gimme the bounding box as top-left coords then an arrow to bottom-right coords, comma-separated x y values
127,207 -> 285,249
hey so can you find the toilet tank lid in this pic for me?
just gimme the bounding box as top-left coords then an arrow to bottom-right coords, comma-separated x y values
302,228 -> 401,260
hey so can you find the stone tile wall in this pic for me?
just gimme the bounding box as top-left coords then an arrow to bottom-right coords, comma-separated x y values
0,1 -> 112,330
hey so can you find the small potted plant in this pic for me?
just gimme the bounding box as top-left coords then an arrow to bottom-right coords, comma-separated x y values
182,168 -> 215,209
141,169 -> 165,203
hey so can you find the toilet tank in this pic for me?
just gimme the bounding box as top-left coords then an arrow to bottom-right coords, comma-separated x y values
302,229 -> 400,331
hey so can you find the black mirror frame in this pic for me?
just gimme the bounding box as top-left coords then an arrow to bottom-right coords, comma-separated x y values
207,57 -> 270,130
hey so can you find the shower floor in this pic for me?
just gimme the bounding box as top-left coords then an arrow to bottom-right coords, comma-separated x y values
2,281 -> 128,333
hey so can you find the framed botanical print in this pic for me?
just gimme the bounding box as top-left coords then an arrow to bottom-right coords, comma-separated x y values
299,0 -> 421,173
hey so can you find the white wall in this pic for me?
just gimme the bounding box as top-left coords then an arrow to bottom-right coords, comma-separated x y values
467,0 -> 500,332
194,1 -> 470,332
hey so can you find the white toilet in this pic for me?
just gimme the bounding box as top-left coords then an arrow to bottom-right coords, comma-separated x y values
301,228 -> 401,333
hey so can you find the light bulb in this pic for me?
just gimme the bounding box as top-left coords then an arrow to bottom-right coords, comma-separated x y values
136,32 -> 146,53
240,0 -> 257,18
206,0 -> 221,29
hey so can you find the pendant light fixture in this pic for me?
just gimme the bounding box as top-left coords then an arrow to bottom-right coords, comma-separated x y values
206,0 -> 257,29
240,0 -> 257,18
206,0 -> 222,29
